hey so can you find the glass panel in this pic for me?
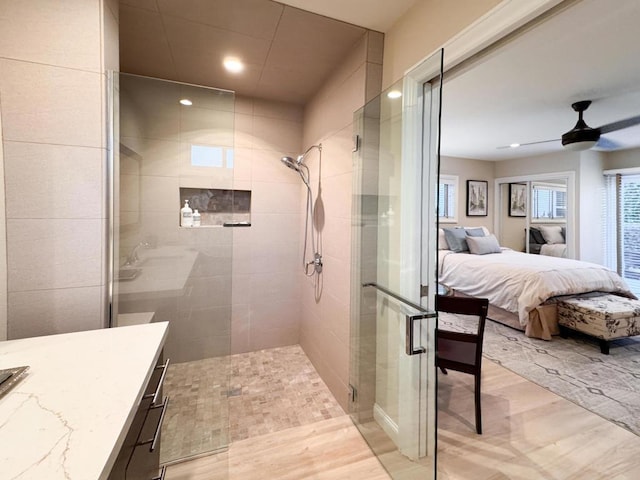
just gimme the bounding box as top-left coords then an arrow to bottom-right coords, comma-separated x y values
350,49 -> 443,478
111,74 -> 233,464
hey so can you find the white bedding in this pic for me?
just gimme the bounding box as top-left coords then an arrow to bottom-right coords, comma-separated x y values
438,248 -> 634,328
540,243 -> 567,257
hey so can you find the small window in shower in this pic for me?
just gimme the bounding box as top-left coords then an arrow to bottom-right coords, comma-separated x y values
190,145 -> 234,169
180,187 -> 251,227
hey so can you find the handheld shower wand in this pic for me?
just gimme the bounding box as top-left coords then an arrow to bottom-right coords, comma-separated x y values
280,145 -> 323,276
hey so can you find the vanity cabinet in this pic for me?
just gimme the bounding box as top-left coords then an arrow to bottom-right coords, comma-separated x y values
109,356 -> 169,480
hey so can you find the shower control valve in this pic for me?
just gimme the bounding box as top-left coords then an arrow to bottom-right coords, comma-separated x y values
307,253 -> 323,275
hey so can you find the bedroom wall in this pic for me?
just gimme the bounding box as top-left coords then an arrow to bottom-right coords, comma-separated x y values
440,155 -> 495,231
605,147 -> 640,170
578,150 -> 606,264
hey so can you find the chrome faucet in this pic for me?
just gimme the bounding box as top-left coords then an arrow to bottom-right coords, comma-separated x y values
123,241 -> 151,267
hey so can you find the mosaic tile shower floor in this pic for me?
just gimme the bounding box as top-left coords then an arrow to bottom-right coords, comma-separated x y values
161,345 -> 345,463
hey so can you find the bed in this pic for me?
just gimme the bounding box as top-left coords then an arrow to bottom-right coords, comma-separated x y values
528,225 -> 567,257
438,228 -> 635,340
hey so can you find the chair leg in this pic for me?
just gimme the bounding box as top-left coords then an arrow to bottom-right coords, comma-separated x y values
474,373 -> 482,435
439,367 -> 448,375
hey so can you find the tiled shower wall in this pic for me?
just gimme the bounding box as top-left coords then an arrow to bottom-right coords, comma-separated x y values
0,0 -> 119,339
300,31 -> 383,409
231,96 -> 304,353
0,112 -> 6,340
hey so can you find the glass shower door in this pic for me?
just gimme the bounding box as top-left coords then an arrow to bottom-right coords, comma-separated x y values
110,73 -> 234,465
350,49 -> 443,478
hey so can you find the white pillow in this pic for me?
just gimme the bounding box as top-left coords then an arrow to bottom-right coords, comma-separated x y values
438,228 -> 449,250
466,234 -> 502,255
538,225 -> 564,244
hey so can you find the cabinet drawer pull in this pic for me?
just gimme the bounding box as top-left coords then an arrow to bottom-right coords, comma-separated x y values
144,359 -> 170,406
151,465 -> 166,480
136,396 -> 169,453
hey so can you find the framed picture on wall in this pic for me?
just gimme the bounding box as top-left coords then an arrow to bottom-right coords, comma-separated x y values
466,180 -> 488,217
509,183 -> 527,217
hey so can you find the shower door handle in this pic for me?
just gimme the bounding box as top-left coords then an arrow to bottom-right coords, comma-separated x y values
406,313 -> 432,356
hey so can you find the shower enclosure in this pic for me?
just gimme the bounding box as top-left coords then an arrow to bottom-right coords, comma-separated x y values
109,73 -> 236,464
350,50 -> 443,478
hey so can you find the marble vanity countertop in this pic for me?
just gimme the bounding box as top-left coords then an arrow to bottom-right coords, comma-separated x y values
0,322 -> 169,479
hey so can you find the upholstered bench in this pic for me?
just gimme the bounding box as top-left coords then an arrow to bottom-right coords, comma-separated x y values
557,292 -> 640,354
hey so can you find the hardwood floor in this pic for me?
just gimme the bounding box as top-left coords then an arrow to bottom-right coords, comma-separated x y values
166,359 -> 640,479
164,415 -> 390,480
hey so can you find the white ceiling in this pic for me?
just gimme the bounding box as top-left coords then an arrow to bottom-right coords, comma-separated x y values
275,0 -> 418,32
441,0 -> 640,160
119,0 -> 417,105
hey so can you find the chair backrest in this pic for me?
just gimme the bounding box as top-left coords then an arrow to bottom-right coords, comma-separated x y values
436,295 -> 490,365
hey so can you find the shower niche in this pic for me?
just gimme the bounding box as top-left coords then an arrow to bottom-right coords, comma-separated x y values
179,187 -> 251,227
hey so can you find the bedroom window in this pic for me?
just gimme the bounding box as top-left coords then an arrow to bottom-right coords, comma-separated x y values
604,172 -> 640,295
438,175 -> 458,223
531,183 -> 566,221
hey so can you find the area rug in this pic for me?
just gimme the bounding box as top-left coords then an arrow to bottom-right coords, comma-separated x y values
439,313 -> 640,436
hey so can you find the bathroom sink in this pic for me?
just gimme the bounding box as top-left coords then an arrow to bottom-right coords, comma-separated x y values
117,268 -> 141,281
139,255 -> 184,267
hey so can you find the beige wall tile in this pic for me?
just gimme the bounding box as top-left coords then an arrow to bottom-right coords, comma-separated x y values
4,142 -> 102,219
318,125 -> 356,179
250,181 -> 301,214
8,286 -> 103,339
321,172 -> 353,220
249,213 -> 300,245
321,216 -> 351,263
234,95 -> 254,115
122,137 -> 181,177
103,0 -> 120,72
304,64 -> 366,146
367,31 -> 384,65
252,115 -> 303,153
365,62 -> 383,103
7,219 -> 102,292
249,272 -> 301,305
0,0 -> 101,72
251,148 -> 301,184
253,98 -> 304,122
250,325 -> 298,351
0,59 -> 102,147
181,107 -> 235,147
231,303 -> 250,353
234,113 -> 254,148
232,147 -> 252,183
0,114 -> 5,340
140,175 -> 180,213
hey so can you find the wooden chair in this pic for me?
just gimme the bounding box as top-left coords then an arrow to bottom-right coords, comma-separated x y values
436,294 -> 489,434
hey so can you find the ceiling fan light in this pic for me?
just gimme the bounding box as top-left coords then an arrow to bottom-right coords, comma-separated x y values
562,139 -> 597,151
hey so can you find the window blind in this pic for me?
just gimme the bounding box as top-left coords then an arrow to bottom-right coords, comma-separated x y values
604,172 -> 640,295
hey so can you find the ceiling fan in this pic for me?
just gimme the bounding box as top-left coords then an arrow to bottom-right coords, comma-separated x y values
499,100 -> 640,151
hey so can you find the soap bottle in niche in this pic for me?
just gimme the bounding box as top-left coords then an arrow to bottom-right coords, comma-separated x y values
192,209 -> 201,227
180,200 -> 193,227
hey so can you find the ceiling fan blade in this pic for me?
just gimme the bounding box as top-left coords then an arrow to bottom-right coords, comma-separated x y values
593,136 -> 621,151
598,114 -> 640,134
496,139 -> 559,149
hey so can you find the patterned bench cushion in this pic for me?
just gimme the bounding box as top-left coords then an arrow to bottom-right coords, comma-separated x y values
557,292 -> 640,340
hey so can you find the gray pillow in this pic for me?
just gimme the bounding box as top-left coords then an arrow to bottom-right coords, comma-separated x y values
529,227 -> 546,245
443,228 -> 469,252
467,234 -> 502,255
465,227 -> 485,237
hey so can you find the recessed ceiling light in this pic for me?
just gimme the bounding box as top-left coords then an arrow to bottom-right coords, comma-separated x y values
509,143 -> 520,148
179,98 -> 193,106
387,90 -> 402,99
223,57 -> 244,74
